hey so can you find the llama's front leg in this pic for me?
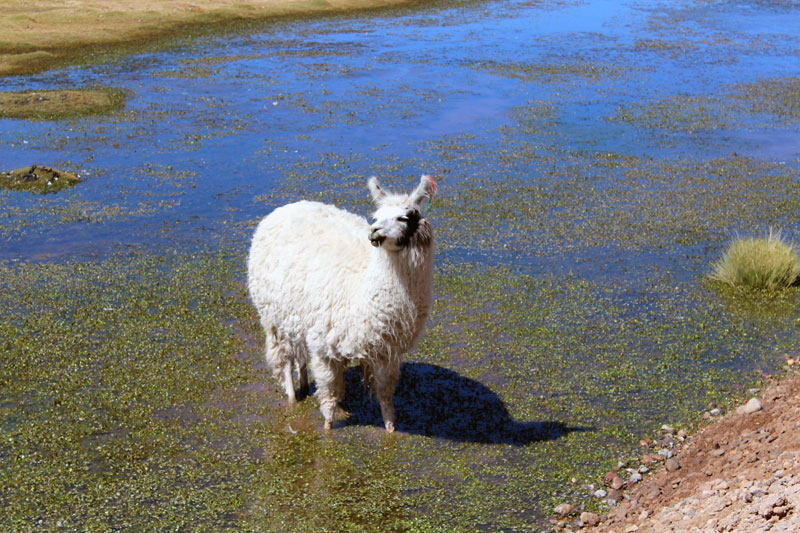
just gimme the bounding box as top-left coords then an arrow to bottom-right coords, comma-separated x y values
310,357 -> 345,430
267,327 -> 296,404
372,361 -> 401,433
281,363 -> 297,404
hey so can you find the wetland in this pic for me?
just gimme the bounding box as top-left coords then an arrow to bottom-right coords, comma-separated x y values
2,0 -> 800,529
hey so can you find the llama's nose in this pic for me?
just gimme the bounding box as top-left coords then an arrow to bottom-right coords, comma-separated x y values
369,228 -> 385,247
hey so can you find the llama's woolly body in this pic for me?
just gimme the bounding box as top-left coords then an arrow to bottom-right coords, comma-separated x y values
247,176 -> 435,431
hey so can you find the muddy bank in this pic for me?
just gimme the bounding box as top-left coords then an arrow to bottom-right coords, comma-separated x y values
0,0 -> 417,76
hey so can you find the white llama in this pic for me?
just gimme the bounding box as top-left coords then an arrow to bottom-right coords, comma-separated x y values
247,175 -> 436,432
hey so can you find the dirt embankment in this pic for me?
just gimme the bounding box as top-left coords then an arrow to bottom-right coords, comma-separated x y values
583,370 -> 800,532
0,0 -> 414,76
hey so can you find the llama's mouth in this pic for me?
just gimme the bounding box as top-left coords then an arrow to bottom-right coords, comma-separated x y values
369,229 -> 385,247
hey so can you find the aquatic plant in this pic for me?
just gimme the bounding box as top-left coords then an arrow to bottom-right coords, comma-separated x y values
710,230 -> 800,290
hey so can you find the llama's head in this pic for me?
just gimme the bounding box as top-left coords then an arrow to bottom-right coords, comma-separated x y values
367,175 -> 436,252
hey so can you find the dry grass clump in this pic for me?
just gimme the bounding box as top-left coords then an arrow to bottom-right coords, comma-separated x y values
711,230 -> 800,290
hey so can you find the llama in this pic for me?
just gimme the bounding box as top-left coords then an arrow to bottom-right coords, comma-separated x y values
247,175 -> 436,432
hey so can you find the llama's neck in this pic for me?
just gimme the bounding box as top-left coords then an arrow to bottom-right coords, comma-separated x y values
364,245 -> 433,297
358,243 -> 434,346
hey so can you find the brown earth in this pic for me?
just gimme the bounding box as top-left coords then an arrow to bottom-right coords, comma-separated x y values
0,0 -> 415,76
570,366 -> 800,532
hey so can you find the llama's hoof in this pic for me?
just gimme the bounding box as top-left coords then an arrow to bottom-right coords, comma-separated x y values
323,419 -> 333,431
384,421 -> 395,433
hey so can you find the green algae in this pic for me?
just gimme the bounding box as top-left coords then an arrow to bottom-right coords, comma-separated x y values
2,244 -> 793,530
610,76 -> 800,133
611,94 -> 728,133
732,76 -> 800,124
473,59 -> 627,84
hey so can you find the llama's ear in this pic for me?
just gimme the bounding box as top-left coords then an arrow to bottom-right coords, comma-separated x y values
367,176 -> 386,203
409,174 -> 436,210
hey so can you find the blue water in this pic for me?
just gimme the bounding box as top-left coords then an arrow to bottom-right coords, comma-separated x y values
1,0 -> 799,262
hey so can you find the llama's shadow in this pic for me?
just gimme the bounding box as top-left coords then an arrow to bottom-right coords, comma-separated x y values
339,363 -> 593,445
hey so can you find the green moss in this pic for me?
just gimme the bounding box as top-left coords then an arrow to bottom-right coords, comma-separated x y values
0,165 -> 80,194
0,88 -> 126,120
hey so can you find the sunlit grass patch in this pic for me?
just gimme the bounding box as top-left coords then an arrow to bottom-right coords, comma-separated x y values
0,165 -> 80,194
711,230 -> 800,290
0,88 -> 126,120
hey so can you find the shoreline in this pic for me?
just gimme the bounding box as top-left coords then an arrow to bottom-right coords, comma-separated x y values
0,0 -> 417,77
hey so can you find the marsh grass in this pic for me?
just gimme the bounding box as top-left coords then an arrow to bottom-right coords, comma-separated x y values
0,88 -> 126,120
0,165 -> 80,194
711,230 -> 800,290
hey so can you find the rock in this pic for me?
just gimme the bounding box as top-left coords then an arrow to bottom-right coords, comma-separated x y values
594,489 -> 608,499
661,424 -> 675,434
605,471 -> 621,485
736,398 -> 763,415
757,495 -> 786,518
607,489 -> 623,502
553,503 -> 575,516
641,454 -> 662,464
629,472 -> 643,484
665,458 -> 681,472
580,511 -> 600,526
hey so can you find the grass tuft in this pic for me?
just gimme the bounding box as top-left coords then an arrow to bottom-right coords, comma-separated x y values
0,165 -> 80,194
711,230 -> 800,290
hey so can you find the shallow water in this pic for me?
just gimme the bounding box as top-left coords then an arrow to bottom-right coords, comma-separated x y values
2,0 -> 800,529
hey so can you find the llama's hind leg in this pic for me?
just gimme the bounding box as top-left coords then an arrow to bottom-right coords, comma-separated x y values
371,361 -> 401,433
310,356 -> 345,430
267,327 -> 297,404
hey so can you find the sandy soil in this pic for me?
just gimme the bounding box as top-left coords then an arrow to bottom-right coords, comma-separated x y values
0,0 -> 414,75
579,368 -> 800,532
